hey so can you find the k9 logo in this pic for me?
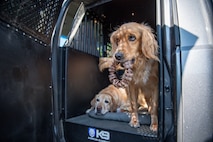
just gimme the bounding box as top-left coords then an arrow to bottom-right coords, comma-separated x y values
88,127 -> 110,141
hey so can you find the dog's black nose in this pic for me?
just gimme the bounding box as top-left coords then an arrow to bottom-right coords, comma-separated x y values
115,52 -> 124,60
97,106 -> 102,113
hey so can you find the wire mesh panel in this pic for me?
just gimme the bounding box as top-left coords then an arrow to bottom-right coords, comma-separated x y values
71,12 -> 104,57
0,0 -> 63,44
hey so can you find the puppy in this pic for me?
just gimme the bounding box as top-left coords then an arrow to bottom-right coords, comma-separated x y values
99,22 -> 159,131
86,84 -> 130,115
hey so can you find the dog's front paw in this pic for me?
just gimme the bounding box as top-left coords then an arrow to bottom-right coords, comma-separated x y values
129,113 -> 140,128
129,121 -> 140,128
150,115 -> 158,131
86,108 -> 92,114
150,124 -> 158,132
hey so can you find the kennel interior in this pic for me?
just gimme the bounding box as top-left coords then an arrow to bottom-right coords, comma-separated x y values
51,0 -> 174,142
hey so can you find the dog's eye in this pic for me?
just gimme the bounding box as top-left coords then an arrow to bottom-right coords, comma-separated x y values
105,100 -> 109,104
96,98 -> 100,102
128,35 -> 136,41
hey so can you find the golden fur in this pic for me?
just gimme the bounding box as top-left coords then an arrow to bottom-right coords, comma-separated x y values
86,84 -> 130,115
99,22 -> 159,131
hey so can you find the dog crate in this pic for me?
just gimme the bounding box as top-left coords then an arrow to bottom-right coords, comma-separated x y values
51,0 -> 174,142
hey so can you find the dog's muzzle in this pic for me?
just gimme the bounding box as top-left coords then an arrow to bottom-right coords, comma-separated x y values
95,106 -> 103,115
115,51 -> 124,61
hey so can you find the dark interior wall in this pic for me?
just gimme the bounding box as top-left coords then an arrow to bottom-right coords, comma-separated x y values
0,21 -> 52,142
105,0 -> 156,28
91,0 -> 156,33
66,49 -> 110,117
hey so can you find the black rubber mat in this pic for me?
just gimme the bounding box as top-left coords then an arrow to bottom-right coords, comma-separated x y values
66,114 -> 157,138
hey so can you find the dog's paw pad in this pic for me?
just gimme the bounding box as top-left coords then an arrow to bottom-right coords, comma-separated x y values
129,121 -> 140,128
150,124 -> 158,132
129,116 -> 140,128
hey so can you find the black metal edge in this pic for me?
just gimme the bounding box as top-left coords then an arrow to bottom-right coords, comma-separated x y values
51,0 -> 72,142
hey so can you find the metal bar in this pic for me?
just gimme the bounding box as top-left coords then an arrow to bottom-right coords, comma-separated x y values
64,2 -> 85,47
86,0 -> 112,9
83,16 -> 87,53
51,0 -> 72,141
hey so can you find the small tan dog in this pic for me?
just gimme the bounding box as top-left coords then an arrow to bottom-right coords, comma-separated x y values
86,84 -> 130,115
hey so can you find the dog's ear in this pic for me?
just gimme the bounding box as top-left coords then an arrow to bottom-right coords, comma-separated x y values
140,24 -> 159,61
90,95 -> 97,107
86,95 -> 97,113
110,97 -> 118,112
110,31 -> 117,56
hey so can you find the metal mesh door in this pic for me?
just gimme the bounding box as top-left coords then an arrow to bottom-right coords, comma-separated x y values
0,0 -> 63,44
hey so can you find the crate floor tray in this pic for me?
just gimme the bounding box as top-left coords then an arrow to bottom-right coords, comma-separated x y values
65,114 -> 158,142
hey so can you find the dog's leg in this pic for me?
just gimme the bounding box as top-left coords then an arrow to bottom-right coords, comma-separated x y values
127,86 -> 140,128
138,92 -> 149,113
149,89 -> 158,131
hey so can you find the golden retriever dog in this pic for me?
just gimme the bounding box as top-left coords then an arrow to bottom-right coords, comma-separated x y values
86,84 -> 130,115
99,22 -> 159,131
